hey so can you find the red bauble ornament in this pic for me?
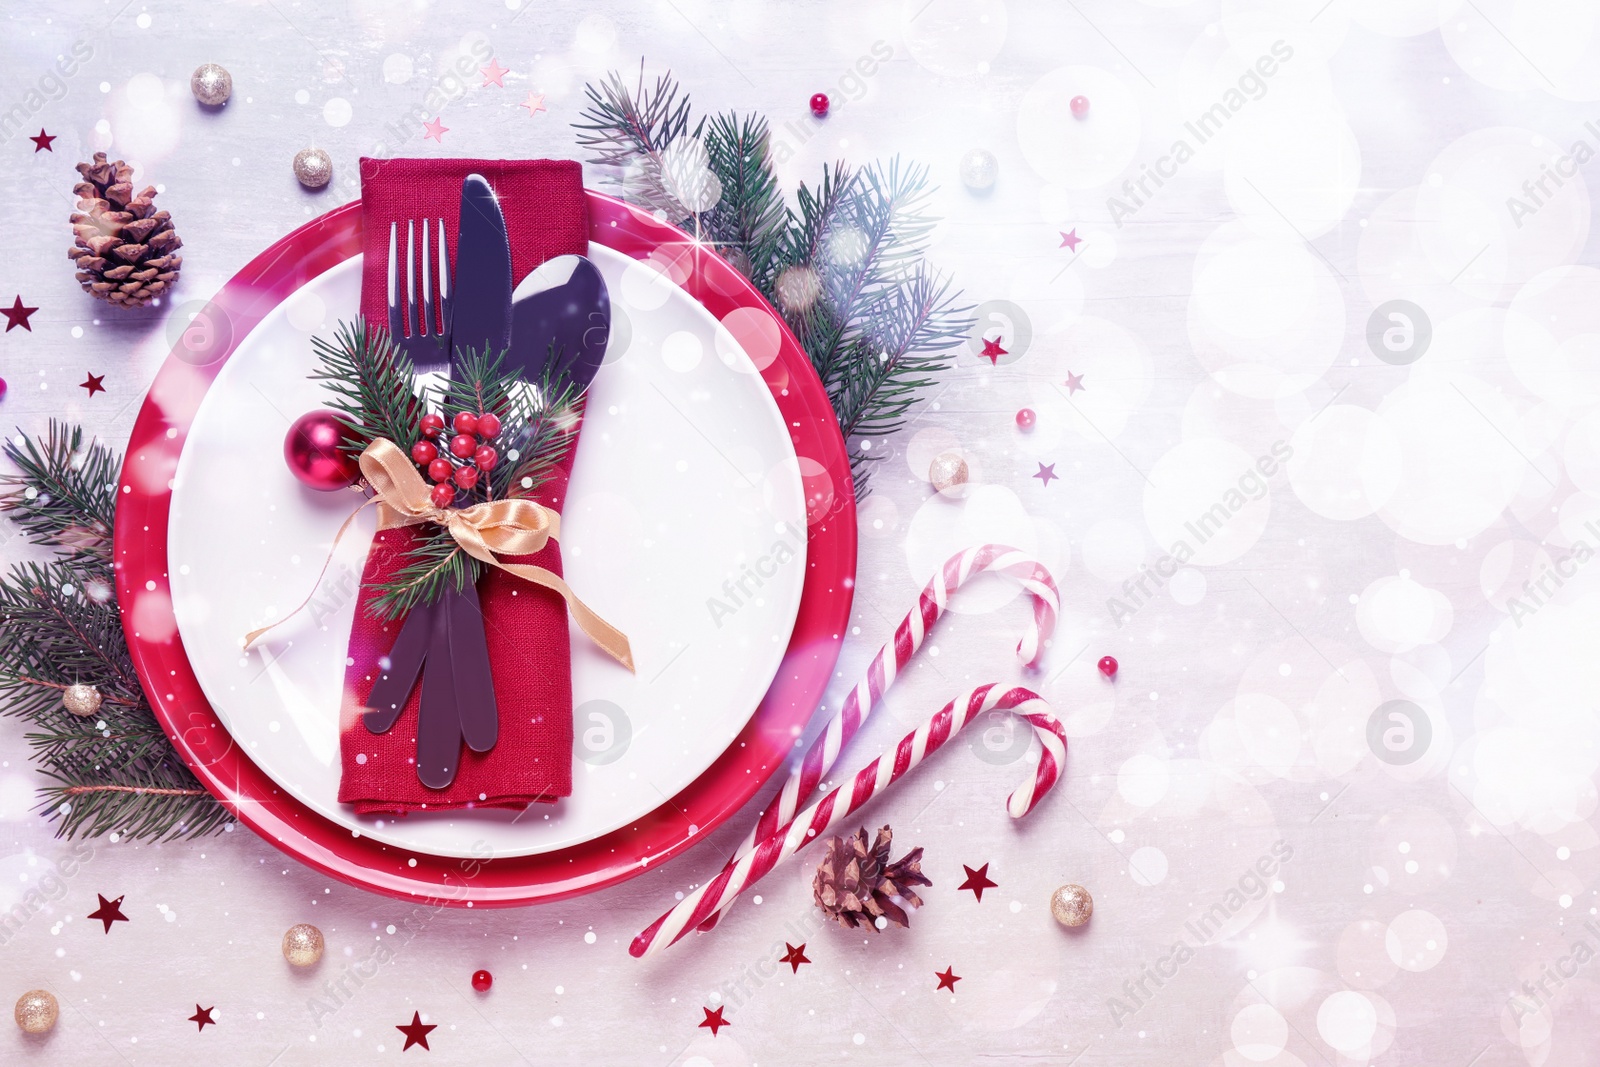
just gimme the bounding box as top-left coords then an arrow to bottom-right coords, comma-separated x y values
474,445 -> 498,471
1015,408 -> 1036,429
427,458 -> 453,483
1070,95 -> 1090,118
419,413 -> 445,438
471,969 -> 493,993
411,439 -> 439,465
475,412 -> 502,439
453,465 -> 479,490
429,482 -> 455,508
1097,655 -> 1118,678
284,410 -> 359,491
449,433 -> 477,459
810,92 -> 829,117
452,411 -> 479,436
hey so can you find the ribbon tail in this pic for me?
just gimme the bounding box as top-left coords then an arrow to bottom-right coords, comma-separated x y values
488,561 -> 634,672
416,593 -> 464,790
450,578 -> 499,754
362,600 -> 434,735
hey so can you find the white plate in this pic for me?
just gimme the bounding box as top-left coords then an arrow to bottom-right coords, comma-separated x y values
168,245 -> 806,858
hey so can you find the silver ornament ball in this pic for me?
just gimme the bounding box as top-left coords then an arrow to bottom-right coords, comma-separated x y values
959,148 -> 999,192
1050,883 -> 1094,927
190,63 -> 232,107
62,683 -> 102,718
293,148 -> 333,190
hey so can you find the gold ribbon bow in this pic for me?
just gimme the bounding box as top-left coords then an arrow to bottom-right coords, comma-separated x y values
245,438 -> 633,672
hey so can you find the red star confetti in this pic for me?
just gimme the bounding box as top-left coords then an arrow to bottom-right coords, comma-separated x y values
1033,463 -> 1058,486
188,1005 -> 215,1031
1059,228 -> 1082,251
935,966 -> 962,992
959,863 -> 998,900
80,372 -> 105,396
699,1006 -> 730,1036
88,893 -> 128,932
980,336 -> 1008,364
4,295 -> 38,332
422,117 -> 449,142
1064,371 -> 1085,394
29,129 -> 55,152
396,1011 -> 436,1051
520,92 -> 547,117
780,943 -> 811,973
479,59 -> 509,87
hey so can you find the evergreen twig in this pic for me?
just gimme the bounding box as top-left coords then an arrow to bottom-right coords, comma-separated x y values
0,421 -> 118,563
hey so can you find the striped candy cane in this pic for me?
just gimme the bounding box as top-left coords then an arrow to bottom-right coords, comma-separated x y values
696,544 -> 1058,932
631,683 -> 1066,959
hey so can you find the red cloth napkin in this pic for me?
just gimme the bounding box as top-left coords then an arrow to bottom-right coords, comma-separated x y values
337,158 -> 587,814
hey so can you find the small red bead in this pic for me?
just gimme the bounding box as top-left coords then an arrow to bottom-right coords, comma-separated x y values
1070,95 -> 1090,118
449,433 -> 477,459
471,969 -> 493,993
453,464 -> 479,490
419,413 -> 445,438
810,92 -> 829,117
1015,408 -> 1036,430
476,412 -> 502,439
429,482 -> 455,508
411,439 -> 439,465
1097,655 -> 1118,678
452,411 -> 479,436
474,445 -> 498,471
427,458 -> 453,483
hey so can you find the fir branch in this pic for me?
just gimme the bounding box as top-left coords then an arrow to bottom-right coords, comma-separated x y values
309,318 -> 424,456
366,537 -> 473,623
0,421 -> 118,563
701,111 -> 788,287
575,62 -> 703,220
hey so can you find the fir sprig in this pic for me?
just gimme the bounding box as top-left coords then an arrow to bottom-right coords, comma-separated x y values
308,317 -> 425,457
0,422 -> 118,563
576,67 -> 973,496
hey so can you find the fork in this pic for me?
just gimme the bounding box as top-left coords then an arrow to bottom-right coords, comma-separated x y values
387,218 -> 453,399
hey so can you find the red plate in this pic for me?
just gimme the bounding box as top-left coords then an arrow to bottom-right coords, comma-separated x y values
115,193 -> 855,904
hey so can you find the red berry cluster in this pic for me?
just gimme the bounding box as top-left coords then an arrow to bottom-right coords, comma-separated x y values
413,410 -> 501,508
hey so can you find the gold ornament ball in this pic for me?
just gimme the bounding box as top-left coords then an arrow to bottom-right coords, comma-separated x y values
14,990 -> 58,1035
1050,884 -> 1093,927
293,147 -> 333,190
61,683 -> 102,718
281,923 -> 324,967
190,63 -> 232,107
928,451 -> 969,493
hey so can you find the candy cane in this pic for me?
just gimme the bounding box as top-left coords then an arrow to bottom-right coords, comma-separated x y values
697,544 -> 1057,932
631,683 -> 1066,959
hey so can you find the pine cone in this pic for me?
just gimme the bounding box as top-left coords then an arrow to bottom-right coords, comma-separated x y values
812,825 -> 930,930
67,152 -> 182,308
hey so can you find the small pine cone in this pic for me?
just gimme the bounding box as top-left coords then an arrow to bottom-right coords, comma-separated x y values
67,152 -> 182,308
812,825 -> 931,931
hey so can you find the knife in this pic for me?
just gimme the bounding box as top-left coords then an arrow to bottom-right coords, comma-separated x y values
508,255 -> 611,391
451,174 -> 514,361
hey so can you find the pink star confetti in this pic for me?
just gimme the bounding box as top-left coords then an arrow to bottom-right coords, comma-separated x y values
422,117 -> 449,142
1059,228 -> 1082,251
1064,371 -> 1085,395
479,59 -> 509,88
520,92 -> 547,117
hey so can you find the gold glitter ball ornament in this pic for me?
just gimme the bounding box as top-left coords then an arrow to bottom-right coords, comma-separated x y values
1050,883 -> 1093,927
293,148 -> 333,190
14,990 -> 58,1034
61,683 -> 102,718
190,63 -> 232,106
281,923 -> 324,967
928,451 -> 969,493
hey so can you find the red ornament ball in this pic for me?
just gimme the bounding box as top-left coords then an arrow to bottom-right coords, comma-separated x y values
429,482 -> 455,508
453,465 -> 479,490
1097,655 -> 1118,679
1015,408 -> 1036,429
1070,95 -> 1090,118
449,433 -> 477,459
810,92 -> 829,117
419,413 -> 445,439
471,969 -> 493,993
284,410 -> 359,492
427,458 -> 453,483
452,411 -> 479,436
474,445 -> 498,471
476,412 -> 501,439
411,439 -> 439,465
0,378 -> 8,402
